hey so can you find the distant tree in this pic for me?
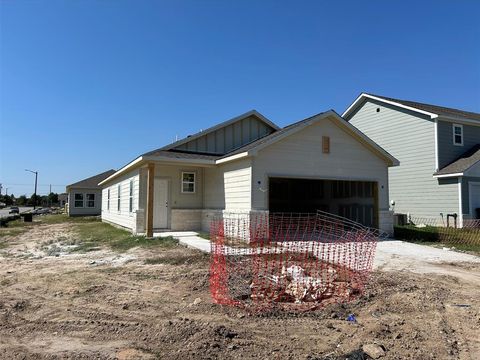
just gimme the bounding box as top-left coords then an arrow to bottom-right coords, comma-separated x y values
17,195 -> 27,206
48,192 -> 59,205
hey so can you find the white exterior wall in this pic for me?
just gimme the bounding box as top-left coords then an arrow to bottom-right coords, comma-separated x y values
251,117 -> 390,215
101,169 -> 140,232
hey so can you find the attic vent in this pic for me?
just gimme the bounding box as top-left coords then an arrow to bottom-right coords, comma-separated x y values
322,136 -> 330,154
376,108 -> 380,113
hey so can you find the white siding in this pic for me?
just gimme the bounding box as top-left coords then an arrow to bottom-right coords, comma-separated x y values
349,100 -> 459,219
224,166 -> 252,210
252,116 -> 390,212
101,169 -> 140,231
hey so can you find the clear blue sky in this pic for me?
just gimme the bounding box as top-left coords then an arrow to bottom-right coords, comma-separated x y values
1,0 -> 479,196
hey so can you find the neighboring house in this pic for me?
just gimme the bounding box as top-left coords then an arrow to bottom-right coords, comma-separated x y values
66,170 -> 116,216
99,110 -> 398,236
58,193 -> 68,207
343,93 -> 480,225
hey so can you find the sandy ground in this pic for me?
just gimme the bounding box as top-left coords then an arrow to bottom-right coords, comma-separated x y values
1,223 -> 480,359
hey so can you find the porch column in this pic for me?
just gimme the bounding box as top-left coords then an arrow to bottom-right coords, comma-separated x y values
146,162 -> 155,237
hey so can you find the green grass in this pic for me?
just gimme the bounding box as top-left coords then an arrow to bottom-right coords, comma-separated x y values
73,222 -> 178,252
197,232 -> 210,240
411,241 -> 480,255
0,219 -> 28,240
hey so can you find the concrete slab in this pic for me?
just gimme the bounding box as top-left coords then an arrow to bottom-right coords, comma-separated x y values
153,231 -> 211,253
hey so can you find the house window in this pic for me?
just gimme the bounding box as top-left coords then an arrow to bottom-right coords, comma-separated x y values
129,180 -> 134,213
117,184 -> 121,211
453,124 -> 463,146
86,193 -> 95,208
74,193 -> 84,208
107,189 -> 110,211
181,172 -> 195,193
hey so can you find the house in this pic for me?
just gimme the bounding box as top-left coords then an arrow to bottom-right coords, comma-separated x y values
58,193 -> 68,207
66,170 -> 116,216
99,110 -> 398,236
343,93 -> 480,225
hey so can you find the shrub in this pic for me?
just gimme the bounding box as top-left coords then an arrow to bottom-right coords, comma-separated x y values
394,225 -> 440,242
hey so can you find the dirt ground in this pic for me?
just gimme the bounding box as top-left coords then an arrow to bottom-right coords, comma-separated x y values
1,223 -> 480,359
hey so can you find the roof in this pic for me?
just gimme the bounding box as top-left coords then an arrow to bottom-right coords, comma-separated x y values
158,110 -> 279,152
67,169 -> 116,189
343,93 -> 480,122
100,110 -> 399,185
434,144 -> 480,176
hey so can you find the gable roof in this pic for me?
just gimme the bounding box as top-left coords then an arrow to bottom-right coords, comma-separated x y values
67,169 -> 116,190
100,110 -> 399,186
158,110 -> 279,152
343,93 -> 480,123
434,144 -> 480,177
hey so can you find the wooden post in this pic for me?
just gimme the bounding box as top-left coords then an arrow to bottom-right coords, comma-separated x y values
146,163 -> 155,237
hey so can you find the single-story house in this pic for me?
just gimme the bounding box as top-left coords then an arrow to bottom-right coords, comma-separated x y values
343,93 -> 480,225
66,169 -> 116,216
99,110 -> 398,236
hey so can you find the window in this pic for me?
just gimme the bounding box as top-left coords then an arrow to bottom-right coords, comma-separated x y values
107,189 -> 110,211
117,184 -> 121,211
453,124 -> 463,146
129,180 -> 134,213
86,193 -> 95,208
74,193 -> 84,208
181,172 -> 195,193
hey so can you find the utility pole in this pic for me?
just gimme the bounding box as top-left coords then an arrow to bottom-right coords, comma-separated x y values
25,169 -> 38,209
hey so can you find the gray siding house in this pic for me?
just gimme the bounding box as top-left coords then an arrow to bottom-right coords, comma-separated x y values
66,170 -> 116,216
99,110 -> 398,236
344,93 -> 480,225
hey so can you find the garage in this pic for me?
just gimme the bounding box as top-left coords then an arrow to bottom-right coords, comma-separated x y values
268,177 -> 378,228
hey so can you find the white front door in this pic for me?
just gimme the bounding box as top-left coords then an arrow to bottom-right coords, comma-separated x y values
154,178 -> 169,228
470,183 -> 480,219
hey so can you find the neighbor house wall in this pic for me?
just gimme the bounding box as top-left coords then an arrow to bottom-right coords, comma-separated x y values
437,120 -> 480,169
348,99 -> 459,220
67,188 -> 103,216
101,169 -> 140,232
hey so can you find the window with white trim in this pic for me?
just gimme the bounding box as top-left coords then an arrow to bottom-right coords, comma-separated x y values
129,180 -> 134,213
107,189 -> 110,211
117,184 -> 121,212
181,172 -> 195,193
86,193 -> 95,208
453,124 -> 463,146
74,193 -> 84,208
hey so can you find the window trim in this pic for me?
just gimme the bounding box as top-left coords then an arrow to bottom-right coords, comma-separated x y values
452,124 -> 464,146
181,171 -> 196,194
74,193 -> 84,208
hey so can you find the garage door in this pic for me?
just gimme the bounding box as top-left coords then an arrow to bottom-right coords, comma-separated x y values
268,177 -> 378,228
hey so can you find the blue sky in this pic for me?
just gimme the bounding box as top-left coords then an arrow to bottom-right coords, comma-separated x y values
1,0 -> 479,196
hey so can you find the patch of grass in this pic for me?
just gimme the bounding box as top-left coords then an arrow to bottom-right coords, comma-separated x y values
37,214 -> 101,225
197,232 -> 210,240
0,226 -> 26,240
411,241 -> 480,256
73,222 -> 178,252
144,253 -> 208,266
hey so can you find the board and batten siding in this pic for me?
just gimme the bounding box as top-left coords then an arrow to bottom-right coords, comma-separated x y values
437,120 -> 480,169
173,115 -> 274,155
204,158 -> 252,210
101,169 -> 140,231
251,116 -> 389,212
348,99 -> 459,219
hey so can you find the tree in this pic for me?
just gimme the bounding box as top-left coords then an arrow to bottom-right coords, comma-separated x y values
48,192 -> 58,205
17,195 -> 27,206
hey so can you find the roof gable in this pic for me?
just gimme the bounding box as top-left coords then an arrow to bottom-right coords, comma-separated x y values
67,169 -> 116,190
434,144 -> 480,177
343,93 -> 480,123
156,110 -> 279,155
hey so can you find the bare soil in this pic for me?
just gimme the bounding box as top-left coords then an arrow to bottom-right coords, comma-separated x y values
1,223 -> 480,359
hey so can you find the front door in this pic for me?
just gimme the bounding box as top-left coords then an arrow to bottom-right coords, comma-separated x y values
154,178 -> 169,228
470,183 -> 480,219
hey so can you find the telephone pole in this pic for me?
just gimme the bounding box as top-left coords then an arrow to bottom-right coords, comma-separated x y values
25,169 -> 38,209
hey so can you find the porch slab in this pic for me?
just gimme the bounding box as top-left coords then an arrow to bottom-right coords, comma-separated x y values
153,231 -> 211,253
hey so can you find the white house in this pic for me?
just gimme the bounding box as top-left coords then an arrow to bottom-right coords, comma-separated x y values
99,110 -> 398,236
66,169 -> 116,216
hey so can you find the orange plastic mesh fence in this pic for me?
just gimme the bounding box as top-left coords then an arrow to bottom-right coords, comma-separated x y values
209,211 -> 380,313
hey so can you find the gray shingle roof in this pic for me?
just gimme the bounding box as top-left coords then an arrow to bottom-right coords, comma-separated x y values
434,144 -> 480,176
367,93 -> 480,122
142,149 -> 220,160
67,169 -> 116,189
